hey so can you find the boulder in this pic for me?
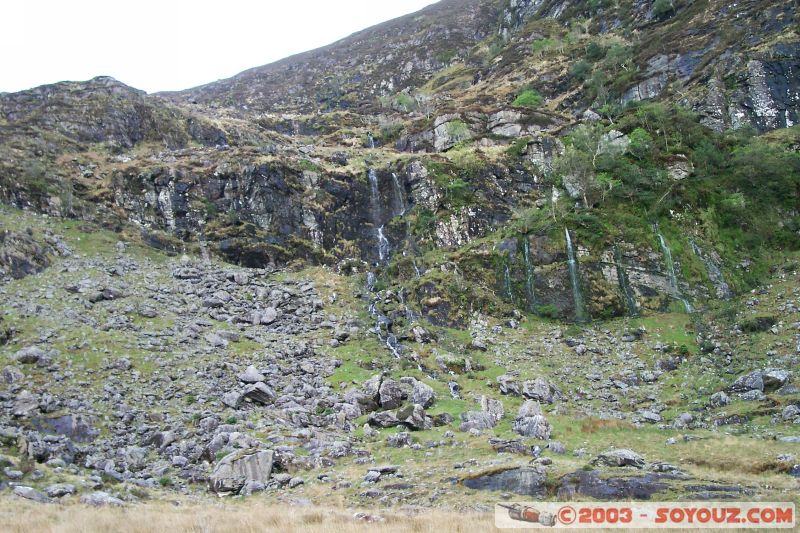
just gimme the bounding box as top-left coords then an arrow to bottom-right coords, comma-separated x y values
513,400 -> 552,440
13,486 -> 49,503
592,449 -> 645,468
238,365 -> 265,384
15,346 -> 45,364
497,373 -> 521,396
378,379 -> 404,409
80,491 -> 125,506
409,379 -> 436,408
209,449 -> 274,495
729,370 -> 764,393
522,378 -> 562,403
243,382 -> 275,405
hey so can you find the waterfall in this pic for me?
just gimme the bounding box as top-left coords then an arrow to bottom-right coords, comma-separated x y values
654,224 -> 693,313
368,168 -> 380,215
521,236 -> 536,312
503,261 -> 513,301
613,244 -> 638,317
565,228 -> 587,323
376,225 -> 390,262
412,258 -> 422,278
368,132 -> 376,149
391,173 -> 407,216
368,169 -> 390,263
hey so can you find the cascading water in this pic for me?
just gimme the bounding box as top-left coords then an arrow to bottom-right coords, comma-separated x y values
654,224 -> 693,313
412,258 -> 422,278
565,228 -> 587,323
613,244 -> 638,317
368,169 -> 390,263
521,236 -> 536,312
368,132 -> 376,149
503,262 -> 513,301
376,225 -> 390,263
391,173 -> 407,216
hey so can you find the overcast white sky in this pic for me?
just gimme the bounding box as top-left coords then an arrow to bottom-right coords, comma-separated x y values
1,0 -> 436,94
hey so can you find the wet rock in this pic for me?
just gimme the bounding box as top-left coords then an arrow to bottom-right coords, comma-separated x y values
557,470 -> 671,500
462,466 -> 546,496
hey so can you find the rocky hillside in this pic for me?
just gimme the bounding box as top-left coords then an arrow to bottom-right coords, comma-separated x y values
0,0 -> 799,514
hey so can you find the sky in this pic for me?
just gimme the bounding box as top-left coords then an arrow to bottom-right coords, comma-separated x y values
1,0 -> 436,94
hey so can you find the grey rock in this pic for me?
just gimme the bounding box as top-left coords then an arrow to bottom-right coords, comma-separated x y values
243,382 -> 275,405
593,448 -> 645,468
222,391 -> 243,409
13,486 -> 49,503
238,365 -> 265,384
513,401 -> 552,440
45,483 -> 76,497
522,378 -> 562,403
378,379 -> 404,409
497,373 -> 521,396
387,432 -> 413,448
729,370 -> 764,393
80,491 -> 125,506
209,449 -> 274,495
15,346 -> 45,364
409,379 -> 436,408
709,391 -> 730,407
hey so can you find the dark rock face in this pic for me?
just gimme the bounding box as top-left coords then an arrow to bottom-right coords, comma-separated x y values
0,229 -> 52,279
557,470 -> 674,500
30,415 -> 100,443
462,466 -> 547,496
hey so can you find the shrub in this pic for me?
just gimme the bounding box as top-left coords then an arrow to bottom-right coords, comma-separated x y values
445,120 -> 471,143
513,89 -> 544,108
569,60 -> 592,81
653,0 -> 674,19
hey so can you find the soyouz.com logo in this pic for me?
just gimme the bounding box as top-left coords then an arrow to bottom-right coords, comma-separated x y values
495,502 -> 796,529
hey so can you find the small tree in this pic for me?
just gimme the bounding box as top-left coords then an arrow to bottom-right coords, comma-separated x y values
652,0 -> 675,19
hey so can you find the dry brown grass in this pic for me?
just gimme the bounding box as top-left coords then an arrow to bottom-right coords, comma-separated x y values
0,498 -> 499,533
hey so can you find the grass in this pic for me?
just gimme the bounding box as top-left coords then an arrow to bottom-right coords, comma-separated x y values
0,498 -> 501,533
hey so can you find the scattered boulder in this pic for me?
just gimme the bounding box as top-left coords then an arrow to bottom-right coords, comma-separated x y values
243,382 -> 275,405
15,346 -> 45,364
512,401 -> 552,440
209,449 -> 274,495
13,486 -> 49,503
593,449 -> 646,469
522,378 -> 562,403
80,491 -> 125,507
